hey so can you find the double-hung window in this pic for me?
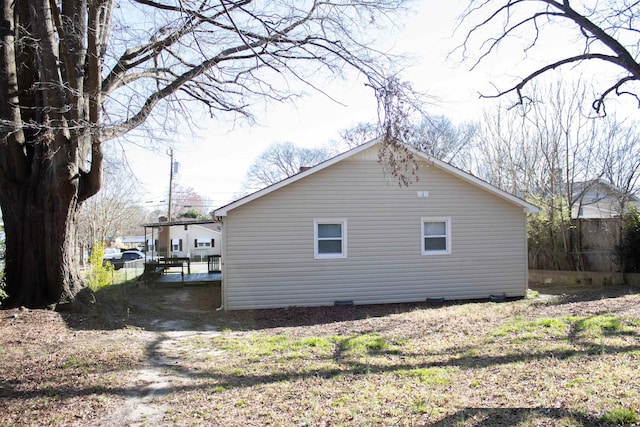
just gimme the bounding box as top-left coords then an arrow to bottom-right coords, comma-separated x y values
314,219 -> 347,259
195,239 -> 214,248
421,217 -> 451,255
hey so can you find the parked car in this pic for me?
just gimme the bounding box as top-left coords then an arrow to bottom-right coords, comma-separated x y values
102,248 -> 121,260
105,250 -> 144,270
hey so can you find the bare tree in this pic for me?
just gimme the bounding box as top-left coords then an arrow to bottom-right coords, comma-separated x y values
77,163 -> 145,254
241,142 -> 332,192
330,122 -> 380,152
171,185 -> 209,217
457,0 -> 640,113
331,115 -> 478,171
0,0 -> 414,308
474,79 -> 640,269
591,119 -> 640,215
410,115 -> 477,171
473,107 -> 533,195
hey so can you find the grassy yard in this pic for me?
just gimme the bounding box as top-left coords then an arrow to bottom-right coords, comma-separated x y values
0,283 -> 639,426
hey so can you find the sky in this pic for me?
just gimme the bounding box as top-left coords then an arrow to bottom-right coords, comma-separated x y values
121,1 -> 477,212
121,1 -> 636,213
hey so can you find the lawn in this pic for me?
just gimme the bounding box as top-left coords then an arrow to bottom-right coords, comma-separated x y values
0,283 -> 639,426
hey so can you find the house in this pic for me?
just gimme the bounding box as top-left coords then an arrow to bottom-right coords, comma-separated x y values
566,180 -> 639,271
120,235 -> 145,251
142,219 -> 221,261
213,140 -> 539,310
572,179 -> 640,219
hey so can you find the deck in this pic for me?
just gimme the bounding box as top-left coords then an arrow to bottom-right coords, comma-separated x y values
143,261 -> 222,287
151,272 -> 222,287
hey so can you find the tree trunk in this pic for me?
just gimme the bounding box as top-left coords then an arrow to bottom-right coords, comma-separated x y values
0,0 -> 104,309
0,135 -> 85,309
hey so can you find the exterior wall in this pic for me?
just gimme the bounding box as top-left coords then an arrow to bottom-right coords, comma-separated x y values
572,183 -> 640,219
573,203 -> 617,219
221,147 -> 529,310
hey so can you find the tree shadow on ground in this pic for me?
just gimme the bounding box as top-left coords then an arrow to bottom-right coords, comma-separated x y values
64,281 -> 640,334
66,281 -> 528,332
429,407 -> 607,427
5,327 -> 637,423
138,306 -> 640,393
529,282 -> 640,305
4,282 -> 638,425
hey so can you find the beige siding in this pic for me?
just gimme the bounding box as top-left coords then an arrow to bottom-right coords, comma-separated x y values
222,147 -> 529,310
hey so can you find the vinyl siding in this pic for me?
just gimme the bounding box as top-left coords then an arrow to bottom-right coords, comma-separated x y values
221,147 -> 529,310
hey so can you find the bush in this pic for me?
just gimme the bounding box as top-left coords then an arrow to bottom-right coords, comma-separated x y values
615,208 -> 640,273
85,242 -> 113,291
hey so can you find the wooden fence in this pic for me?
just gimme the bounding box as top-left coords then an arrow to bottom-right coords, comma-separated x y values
529,218 -> 622,272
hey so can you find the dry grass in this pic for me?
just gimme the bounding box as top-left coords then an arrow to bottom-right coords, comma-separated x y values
1,282 -> 639,426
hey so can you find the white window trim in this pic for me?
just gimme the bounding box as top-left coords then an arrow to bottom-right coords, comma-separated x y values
314,219 -> 347,259
421,217 -> 451,255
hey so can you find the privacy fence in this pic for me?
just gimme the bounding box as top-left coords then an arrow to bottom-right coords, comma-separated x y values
529,218 -> 622,272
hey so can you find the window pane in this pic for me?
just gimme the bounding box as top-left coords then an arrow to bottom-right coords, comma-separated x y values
424,237 -> 446,251
424,221 -> 446,236
318,239 -> 342,254
318,223 -> 342,238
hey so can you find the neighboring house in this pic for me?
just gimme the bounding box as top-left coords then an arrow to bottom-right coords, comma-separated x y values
572,179 -> 640,219
213,139 -> 539,310
119,236 -> 145,251
142,219 -> 221,260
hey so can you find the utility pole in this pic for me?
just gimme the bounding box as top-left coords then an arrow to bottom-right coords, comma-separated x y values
167,148 -> 174,258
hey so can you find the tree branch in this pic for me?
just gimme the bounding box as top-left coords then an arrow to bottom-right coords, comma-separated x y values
481,53 -> 626,100
458,0 -> 640,110
78,0 -> 105,202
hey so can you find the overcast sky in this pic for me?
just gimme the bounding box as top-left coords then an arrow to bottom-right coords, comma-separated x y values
122,1 -> 637,213
124,2 -> 478,212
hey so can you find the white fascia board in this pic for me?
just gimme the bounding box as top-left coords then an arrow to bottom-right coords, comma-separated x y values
214,138 -> 380,216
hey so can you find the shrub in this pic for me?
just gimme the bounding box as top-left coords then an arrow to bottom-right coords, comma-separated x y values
615,208 -> 640,273
85,242 -> 113,291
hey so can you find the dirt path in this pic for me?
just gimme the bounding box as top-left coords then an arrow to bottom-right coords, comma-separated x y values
94,286 -> 224,426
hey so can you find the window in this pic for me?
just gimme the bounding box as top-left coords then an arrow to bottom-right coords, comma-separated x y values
314,219 -> 347,258
194,239 -> 214,248
422,217 -> 451,255
171,238 -> 182,252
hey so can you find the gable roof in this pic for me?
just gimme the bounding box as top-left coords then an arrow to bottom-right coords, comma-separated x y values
214,139 -> 539,216
573,179 -> 640,203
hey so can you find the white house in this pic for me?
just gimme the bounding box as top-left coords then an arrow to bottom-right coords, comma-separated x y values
143,220 -> 221,261
166,223 -> 221,260
572,179 -> 640,219
214,140 -> 539,310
